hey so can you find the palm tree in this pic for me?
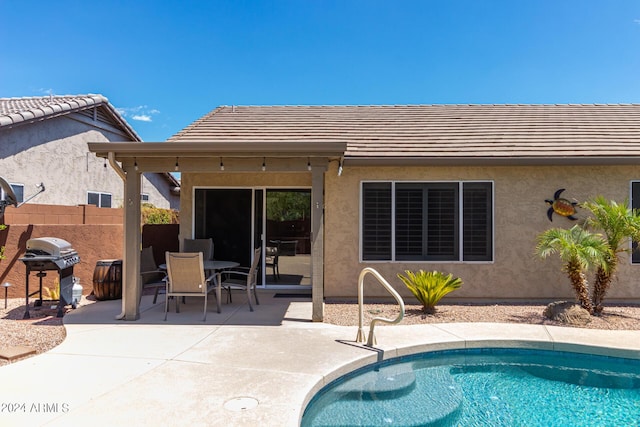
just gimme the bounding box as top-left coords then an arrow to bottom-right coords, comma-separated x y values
535,225 -> 611,313
581,197 -> 640,314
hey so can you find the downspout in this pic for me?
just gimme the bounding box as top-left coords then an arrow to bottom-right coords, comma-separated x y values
107,152 -> 128,320
108,152 -> 127,181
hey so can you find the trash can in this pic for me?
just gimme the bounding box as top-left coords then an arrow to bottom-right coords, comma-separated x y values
93,259 -> 122,300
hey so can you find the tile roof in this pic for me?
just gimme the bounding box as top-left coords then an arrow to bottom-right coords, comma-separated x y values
0,94 -> 141,141
168,104 -> 640,161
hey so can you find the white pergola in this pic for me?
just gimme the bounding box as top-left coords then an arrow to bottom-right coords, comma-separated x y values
88,141 -> 346,322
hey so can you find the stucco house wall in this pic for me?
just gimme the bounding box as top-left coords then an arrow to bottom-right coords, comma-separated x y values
324,162 -> 640,303
0,114 -> 177,209
176,163 -> 640,304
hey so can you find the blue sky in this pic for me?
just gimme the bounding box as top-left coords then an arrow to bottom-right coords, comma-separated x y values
2,1 -> 639,142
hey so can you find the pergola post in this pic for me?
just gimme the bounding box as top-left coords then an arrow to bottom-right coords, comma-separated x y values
118,164 -> 141,321
311,161 -> 326,322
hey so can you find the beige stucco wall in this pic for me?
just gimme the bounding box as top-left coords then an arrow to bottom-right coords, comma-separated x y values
324,162 -> 640,303
178,163 -> 640,304
0,114 -> 178,209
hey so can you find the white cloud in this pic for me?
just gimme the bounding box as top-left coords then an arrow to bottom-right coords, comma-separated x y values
635,19 -> 640,24
132,114 -> 152,122
118,105 -> 160,122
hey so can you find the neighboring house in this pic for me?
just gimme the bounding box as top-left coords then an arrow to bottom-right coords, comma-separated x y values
89,104 -> 640,321
0,94 -> 179,210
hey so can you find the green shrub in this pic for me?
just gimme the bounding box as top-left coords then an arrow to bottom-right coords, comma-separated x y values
397,270 -> 462,314
141,203 -> 179,224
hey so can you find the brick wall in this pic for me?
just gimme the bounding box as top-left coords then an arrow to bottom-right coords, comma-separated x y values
0,224 -> 123,298
1,204 -> 123,298
2,204 -> 123,225
0,204 -> 179,299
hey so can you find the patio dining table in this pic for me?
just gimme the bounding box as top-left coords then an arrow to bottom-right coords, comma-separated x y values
159,259 -> 240,313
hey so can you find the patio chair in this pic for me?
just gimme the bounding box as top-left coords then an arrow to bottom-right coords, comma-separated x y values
140,246 -> 166,304
220,247 -> 261,311
183,238 -> 214,261
265,245 -> 280,281
164,252 -> 217,321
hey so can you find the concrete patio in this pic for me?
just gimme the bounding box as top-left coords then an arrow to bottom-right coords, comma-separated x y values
0,291 -> 639,426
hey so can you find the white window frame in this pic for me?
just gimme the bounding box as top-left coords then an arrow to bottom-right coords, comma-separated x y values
87,191 -> 112,208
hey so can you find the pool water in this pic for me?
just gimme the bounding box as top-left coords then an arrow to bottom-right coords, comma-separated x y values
301,348 -> 640,427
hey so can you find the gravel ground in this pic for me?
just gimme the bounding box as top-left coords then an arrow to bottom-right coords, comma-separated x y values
1,297 -> 639,367
0,297 -> 96,367
324,301 -> 640,330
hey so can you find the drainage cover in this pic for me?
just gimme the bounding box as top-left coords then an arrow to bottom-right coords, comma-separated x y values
224,397 -> 259,412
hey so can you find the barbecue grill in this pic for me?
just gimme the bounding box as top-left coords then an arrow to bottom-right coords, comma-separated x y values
19,237 -> 80,318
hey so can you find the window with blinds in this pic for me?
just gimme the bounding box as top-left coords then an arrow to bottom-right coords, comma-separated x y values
462,182 -> 493,261
362,182 -> 392,260
362,181 -> 493,262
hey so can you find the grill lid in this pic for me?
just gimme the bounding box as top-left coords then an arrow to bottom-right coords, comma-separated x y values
26,237 -> 74,257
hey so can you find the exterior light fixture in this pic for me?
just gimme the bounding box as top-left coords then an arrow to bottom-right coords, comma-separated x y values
134,158 -> 139,171
262,157 -> 266,171
307,158 -> 312,171
175,157 -> 179,171
2,282 -> 10,309
337,159 -> 343,176
219,157 -> 224,171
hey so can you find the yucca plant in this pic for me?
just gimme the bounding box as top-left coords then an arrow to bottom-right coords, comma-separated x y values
397,270 -> 462,314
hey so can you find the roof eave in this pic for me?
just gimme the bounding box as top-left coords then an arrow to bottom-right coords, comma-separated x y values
345,156 -> 640,166
0,95 -> 142,142
100,103 -> 143,142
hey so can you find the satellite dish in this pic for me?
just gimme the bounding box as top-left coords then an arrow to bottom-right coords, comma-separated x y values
0,177 -> 45,219
0,176 -> 18,207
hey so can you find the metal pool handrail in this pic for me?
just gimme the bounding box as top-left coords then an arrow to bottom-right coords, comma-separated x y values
356,267 -> 405,346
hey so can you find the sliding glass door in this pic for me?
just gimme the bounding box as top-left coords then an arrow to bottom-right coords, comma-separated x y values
193,187 -> 311,288
194,188 -> 255,267
264,189 -> 311,287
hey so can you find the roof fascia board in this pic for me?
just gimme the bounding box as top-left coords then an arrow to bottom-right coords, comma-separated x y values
99,104 -> 142,142
345,156 -> 640,166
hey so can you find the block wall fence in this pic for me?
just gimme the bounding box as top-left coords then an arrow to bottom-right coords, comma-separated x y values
0,204 -> 178,299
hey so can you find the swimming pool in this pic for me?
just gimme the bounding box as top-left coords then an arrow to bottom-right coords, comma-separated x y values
301,348 -> 640,426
